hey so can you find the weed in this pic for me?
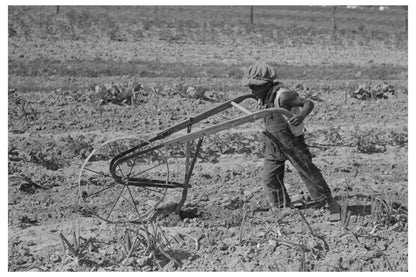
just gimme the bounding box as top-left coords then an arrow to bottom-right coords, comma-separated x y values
354,127 -> 387,154
18,215 -> 39,228
238,203 -> 249,244
128,221 -> 181,268
322,126 -> 343,146
298,239 -> 307,271
204,224 -> 214,251
298,210 -> 329,251
93,82 -> 142,106
9,92 -> 38,128
362,185 -> 408,233
340,193 -> 352,232
120,228 -> 139,259
59,231 -> 95,268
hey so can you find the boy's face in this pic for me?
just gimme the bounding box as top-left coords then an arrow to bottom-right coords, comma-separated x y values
250,85 -> 269,99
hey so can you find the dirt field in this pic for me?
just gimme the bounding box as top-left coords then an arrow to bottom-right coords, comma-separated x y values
8,6 -> 408,271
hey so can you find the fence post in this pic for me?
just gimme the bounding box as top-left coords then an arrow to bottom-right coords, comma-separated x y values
250,6 -> 254,24
155,6 -> 159,23
332,6 -> 337,31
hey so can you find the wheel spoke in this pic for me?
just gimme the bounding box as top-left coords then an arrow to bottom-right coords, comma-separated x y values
83,166 -> 112,178
79,137 -> 170,224
85,183 -> 117,198
127,156 -> 139,177
126,184 -> 141,219
128,162 -> 164,179
106,185 -> 126,220
116,165 -> 125,178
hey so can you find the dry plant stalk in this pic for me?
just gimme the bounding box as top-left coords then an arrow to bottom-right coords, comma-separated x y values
341,193 -> 352,232
122,228 -> 139,259
59,231 -> 92,266
298,239 -> 307,271
238,203 -> 249,244
136,221 -> 181,268
204,225 -> 214,251
297,210 -> 329,251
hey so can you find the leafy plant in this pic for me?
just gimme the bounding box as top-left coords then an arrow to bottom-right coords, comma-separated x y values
9,91 -> 38,127
94,82 -> 142,106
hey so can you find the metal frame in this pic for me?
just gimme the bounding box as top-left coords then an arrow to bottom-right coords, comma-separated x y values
79,93 -> 293,218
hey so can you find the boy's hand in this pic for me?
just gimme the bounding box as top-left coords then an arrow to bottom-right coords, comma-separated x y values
289,114 -> 305,126
278,90 -> 314,124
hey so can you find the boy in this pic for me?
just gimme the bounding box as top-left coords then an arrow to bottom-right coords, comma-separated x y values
243,62 -> 340,221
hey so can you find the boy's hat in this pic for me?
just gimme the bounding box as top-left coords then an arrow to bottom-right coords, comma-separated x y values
242,62 -> 278,88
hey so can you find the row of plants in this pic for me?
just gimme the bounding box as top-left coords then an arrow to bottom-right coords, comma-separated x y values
9,57 -> 407,81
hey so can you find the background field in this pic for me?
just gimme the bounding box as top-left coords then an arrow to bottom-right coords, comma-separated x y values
8,5 -> 408,272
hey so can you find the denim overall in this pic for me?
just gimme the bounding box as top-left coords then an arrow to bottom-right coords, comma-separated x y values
262,85 -> 332,208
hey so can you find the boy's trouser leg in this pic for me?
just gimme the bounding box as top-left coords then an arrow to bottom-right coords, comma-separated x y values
265,128 -> 332,200
262,158 -> 291,208
293,136 -> 326,201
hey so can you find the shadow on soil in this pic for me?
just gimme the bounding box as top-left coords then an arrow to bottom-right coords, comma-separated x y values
157,250 -> 197,268
347,204 -> 372,216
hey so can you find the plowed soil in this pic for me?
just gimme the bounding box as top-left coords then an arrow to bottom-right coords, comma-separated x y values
8,6 -> 408,272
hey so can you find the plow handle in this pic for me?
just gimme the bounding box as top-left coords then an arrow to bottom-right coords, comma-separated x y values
109,94 -> 293,182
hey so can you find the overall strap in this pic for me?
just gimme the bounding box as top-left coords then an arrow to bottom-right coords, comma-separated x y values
264,83 -> 282,108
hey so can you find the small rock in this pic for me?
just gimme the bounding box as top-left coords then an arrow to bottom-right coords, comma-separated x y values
388,222 -> 401,232
50,253 -> 61,263
141,265 -> 152,271
20,248 -> 30,256
369,249 -> 383,259
312,210 -> 322,218
18,183 -> 37,194
122,257 -> 135,266
137,257 -> 150,267
16,259 -> 27,266
221,196 -> 230,203
219,242 -> 228,251
27,241 -> 36,246
355,226 -> 363,233
200,195 -> 209,202
223,237 -> 235,247
124,266 -> 134,272
243,190 -> 252,197
308,239 -> 319,249
268,239 -> 277,248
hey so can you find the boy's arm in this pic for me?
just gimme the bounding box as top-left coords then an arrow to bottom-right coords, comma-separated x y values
279,90 -> 314,126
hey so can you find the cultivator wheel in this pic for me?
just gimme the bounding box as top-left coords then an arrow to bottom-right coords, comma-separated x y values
78,136 -> 173,224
